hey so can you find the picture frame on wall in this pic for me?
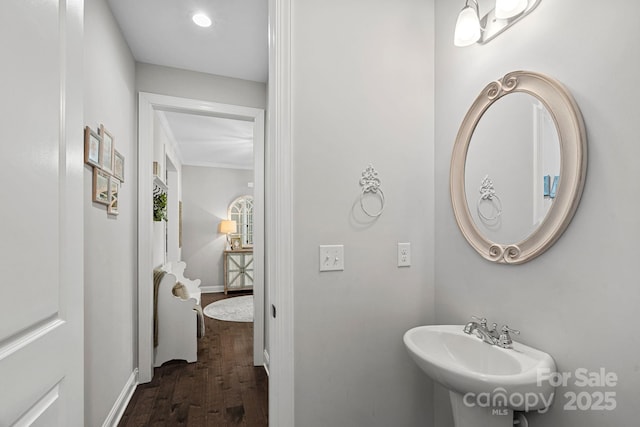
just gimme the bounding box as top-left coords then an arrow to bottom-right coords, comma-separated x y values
100,124 -> 114,173
92,168 -> 110,205
113,149 -> 125,182
84,126 -> 101,167
108,176 -> 120,215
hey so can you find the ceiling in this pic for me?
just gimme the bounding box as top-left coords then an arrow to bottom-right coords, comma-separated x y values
108,0 -> 268,83
108,0 -> 267,170
158,111 -> 254,170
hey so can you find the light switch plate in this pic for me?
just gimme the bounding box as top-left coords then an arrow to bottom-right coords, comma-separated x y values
319,245 -> 344,271
398,242 -> 411,267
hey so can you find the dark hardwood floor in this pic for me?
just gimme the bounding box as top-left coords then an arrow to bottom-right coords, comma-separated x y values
119,292 -> 268,427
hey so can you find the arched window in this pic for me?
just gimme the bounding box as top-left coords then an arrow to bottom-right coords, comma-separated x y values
228,195 -> 253,247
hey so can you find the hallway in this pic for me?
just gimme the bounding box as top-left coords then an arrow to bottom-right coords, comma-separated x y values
119,293 -> 268,426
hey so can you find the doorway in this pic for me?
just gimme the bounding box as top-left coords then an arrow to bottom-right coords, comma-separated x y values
137,92 -> 266,383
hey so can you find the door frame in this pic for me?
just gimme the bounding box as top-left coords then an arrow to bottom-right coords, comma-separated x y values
137,93 -> 265,382
267,0 -> 295,424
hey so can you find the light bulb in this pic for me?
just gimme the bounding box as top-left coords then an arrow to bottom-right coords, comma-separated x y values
495,0 -> 527,19
192,13 -> 212,28
454,6 -> 481,47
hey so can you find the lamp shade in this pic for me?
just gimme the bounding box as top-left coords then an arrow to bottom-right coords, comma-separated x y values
219,220 -> 237,234
454,6 -> 481,47
495,0 -> 527,19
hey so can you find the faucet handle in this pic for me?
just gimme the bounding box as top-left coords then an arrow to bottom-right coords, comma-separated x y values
497,325 -> 520,349
501,325 -> 520,335
471,315 -> 487,327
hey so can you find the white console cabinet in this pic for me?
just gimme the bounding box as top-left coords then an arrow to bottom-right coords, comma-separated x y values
223,249 -> 254,294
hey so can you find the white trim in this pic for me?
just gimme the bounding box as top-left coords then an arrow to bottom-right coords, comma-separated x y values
61,2 -> 86,423
137,93 -> 266,382
199,285 -> 225,294
155,111 -> 184,166
13,384 -> 60,426
263,348 -> 270,372
252,109 -> 266,367
101,369 -> 138,427
0,317 -> 62,360
181,160 -> 254,170
137,93 -> 154,383
263,350 -> 270,377
267,0 -> 294,424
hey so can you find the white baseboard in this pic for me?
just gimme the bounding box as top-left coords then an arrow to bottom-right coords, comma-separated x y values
263,349 -> 270,376
102,368 -> 138,427
200,285 -> 224,293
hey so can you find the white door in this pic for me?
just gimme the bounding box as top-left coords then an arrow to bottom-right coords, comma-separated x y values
0,1 -> 84,426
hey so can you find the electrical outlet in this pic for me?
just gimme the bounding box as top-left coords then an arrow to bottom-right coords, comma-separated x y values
319,245 -> 344,271
398,242 -> 411,267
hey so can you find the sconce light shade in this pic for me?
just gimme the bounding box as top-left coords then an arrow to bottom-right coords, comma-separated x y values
454,5 -> 481,47
495,0 -> 528,19
218,220 -> 237,234
454,0 -> 540,47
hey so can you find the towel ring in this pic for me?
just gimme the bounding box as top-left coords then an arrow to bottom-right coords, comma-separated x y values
477,175 -> 502,222
359,164 -> 385,218
360,187 -> 385,217
477,194 -> 502,222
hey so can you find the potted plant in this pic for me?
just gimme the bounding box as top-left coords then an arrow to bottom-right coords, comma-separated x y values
153,192 -> 167,222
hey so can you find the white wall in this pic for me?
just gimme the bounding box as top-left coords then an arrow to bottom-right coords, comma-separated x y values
83,0 -> 137,425
434,0 -> 640,426
291,0 -> 436,425
181,166 -> 254,288
136,62 -> 267,109
151,115 -> 183,268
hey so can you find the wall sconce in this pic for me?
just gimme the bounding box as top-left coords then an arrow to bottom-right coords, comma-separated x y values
454,0 -> 541,47
218,219 -> 237,250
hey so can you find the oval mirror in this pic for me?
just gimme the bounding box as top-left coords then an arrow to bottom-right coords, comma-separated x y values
451,71 -> 587,264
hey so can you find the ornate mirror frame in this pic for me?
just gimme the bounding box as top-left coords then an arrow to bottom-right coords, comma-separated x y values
450,71 -> 587,264
228,195 -> 254,247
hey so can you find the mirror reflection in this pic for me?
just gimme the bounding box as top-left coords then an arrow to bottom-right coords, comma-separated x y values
464,93 -> 560,244
228,195 -> 254,247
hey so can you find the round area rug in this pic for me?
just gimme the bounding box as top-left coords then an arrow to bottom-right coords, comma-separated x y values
203,295 -> 253,322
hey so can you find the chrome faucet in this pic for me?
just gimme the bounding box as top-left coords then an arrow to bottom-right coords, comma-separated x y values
463,316 -> 519,349
463,316 -> 499,345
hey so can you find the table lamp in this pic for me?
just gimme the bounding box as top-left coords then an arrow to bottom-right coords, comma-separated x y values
218,220 -> 237,250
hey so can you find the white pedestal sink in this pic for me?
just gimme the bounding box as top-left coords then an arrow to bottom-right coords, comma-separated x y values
403,325 -> 556,427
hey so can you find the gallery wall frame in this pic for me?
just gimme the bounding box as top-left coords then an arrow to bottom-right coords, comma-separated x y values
108,176 -> 120,216
114,149 -> 125,182
85,124 -> 125,217
93,168 -> 110,205
100,124 -> 114,173
84,126 -> 101,167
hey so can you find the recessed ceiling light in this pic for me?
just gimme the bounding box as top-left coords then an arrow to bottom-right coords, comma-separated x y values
192,13 -> 212,28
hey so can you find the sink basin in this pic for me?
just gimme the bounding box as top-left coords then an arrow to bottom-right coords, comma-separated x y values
404,325 -> 557,426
